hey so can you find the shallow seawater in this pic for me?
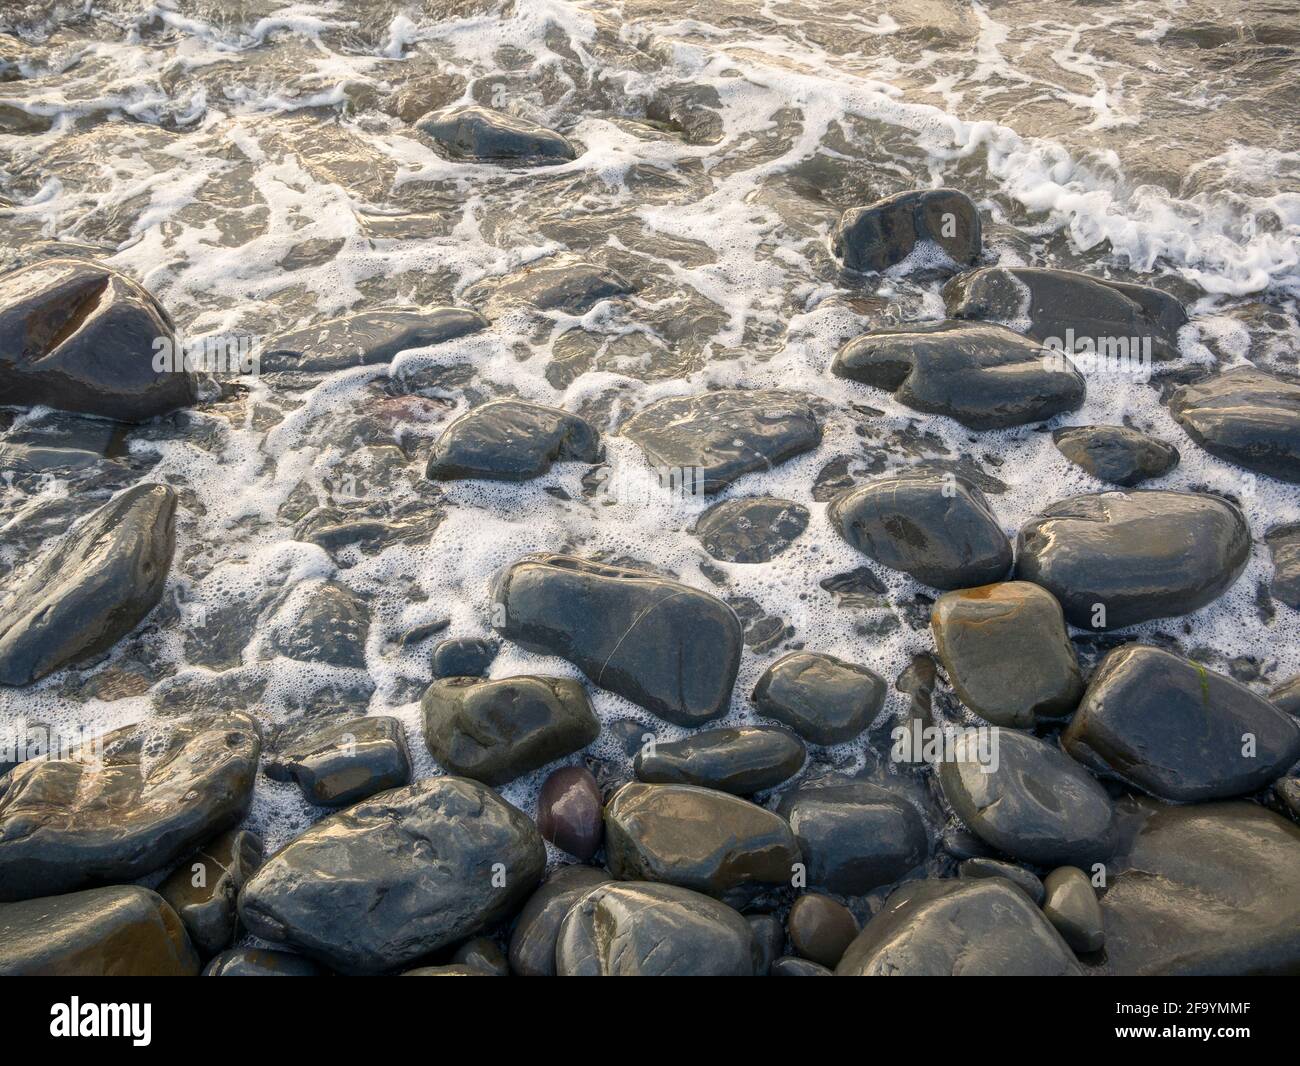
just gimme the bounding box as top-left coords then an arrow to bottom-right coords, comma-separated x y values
0,0 -> 1298,857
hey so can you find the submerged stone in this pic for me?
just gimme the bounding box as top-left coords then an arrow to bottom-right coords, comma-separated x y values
416,104 -> 576,164
692,496 -> 810,563
0,483 -> 177,686
259,307 -> 486,373
1051,425 -> 1180,486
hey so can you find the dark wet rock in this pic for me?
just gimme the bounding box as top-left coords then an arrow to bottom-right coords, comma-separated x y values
748,913 -> 784,975
1042,866 -> 1103,954
537,765 -> 604,860
828,474 -> 1011,590
646,84 -> 724,145
1275,777 -> 1300,819
1168,366 -> 1300,483
940,823 -> 992,861
158,829 -> 263,957
751,652 -> 885,745
944,265 -> 1188,362
1266,523 -> 1300,609
555,881 -> 756,976
603,782 -> 800,905
693,496 -> 810,563
267,580 -> 370,669
958,857 -> 1045,905
620,390 -> 821,495
772,955 -> 833,976
1096,801 -> 1300,975
938,727 -> 1116,867
416,104 -> 576,165
0,886 -> 200,976
259,307 -> 486,373
1063,645 -> 1300,802
452,936 -> 510,976
238,776 -> 546,975
466,258 -> 632,313
1271,673 -> 1300,716
491,555 -> 742,726
931,581 -> 1083,727
0,483 -> 176,686
263,715 -> 411,807
831,189 -> 981,273
0,712 -> 260,902
833,321 -> 1083,429
507,864 -> 612,977
1052,425 -> 1179,486
402,963 -> 494,976
422,675 -> 599,786
836,878 -> 1082,976
787,893 -> 859,968
776,781 -> 928,895
634,726 -> 805,794
0,258 -> 197,422
204,948 -> 324,976
425,399 -> 600,481
1015,490 -> 1250,629
431,636 -> 497,678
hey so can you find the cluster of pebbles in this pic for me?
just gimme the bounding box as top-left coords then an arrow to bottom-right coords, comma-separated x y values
1,99 -> 1300,978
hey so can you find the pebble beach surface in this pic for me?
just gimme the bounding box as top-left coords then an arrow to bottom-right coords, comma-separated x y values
0,0 -> 1299,977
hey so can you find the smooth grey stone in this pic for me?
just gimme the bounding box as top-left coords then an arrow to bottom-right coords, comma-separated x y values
451,936 -> 509,976
751,652 -> 885,745
267,580 -> 370,669
748,914 -> 784,975
1266,523 -> 1300,608
776,781 -> 928,894
1063,645 -> 1300,802
263,715 -> 411,807
787,893 -> 859,968
0,886 -> 199,976
416,104 -> 576,164
604,782 -> 801,905
466,257 -> 632,313
430,636 -> 497,678
828,474 -> 1011,590
0,483 -> 176,686
402,963 -> 494,976
1274,777 -> 1300,819
634,726 -> 805,794
0,257 -> 197,421
693,496 -> 810,563
508,865 -> 612,977
958,858 -> 1045,905
771,955 -> 833,976
1052,425 -> 1179,486
645,83 -> 724,145
931,581 -> 1083,727
1096,800 -> 1300,975
620,390 -> 821,495
1271,673 -> 1300,716
0,712 -> 261,902
938,727 -> 1115,867
537,765 -> 604,860
0,442 -> 107,475
422,674 -> 599,786
238,776 -> 546,974
831,188 -> 980,273
836,878 -> 1082,976
203,948 -> 323,976
833,321 -> 1083,429
491,554 -> 742,726
1042,866 -> 1103,953
426,399 -> 600,482
159,829 -> 264,957
1168,366 -> 1300,483
259,307 -> 485,373
944,265 -> 1187,362
555,881 -> 756,976
1015,490 -> 1250,629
